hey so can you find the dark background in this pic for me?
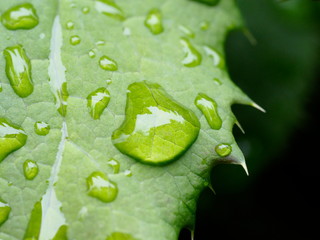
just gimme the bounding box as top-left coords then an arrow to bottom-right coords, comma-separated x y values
180,0 -> 320,239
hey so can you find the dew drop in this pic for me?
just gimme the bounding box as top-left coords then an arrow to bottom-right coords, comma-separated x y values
1,3 -> 39,30
215,143 -> 232,157
195,93 -> 222,130
106,232 -> 138,240
200,21 -> 210,31
3,45 -> 34,98
112,81 -> 200,165
107,159 -> 120,174
191,0 -> 220,6
144,9 -> 163,35
203,46 -> 225,68
34,121 -> 50,136
180,37 -> 202,67
23,159 -> 39,180
88,50 -> 96,58
87,87 -> 111,119
66,21 -> 74,30
0,199 -> 11,226
70,35 -> 81,45
0,118 -> 27,163
178,25 -> 195,38
82,7 -> 90,14
99,56 -> 118,71
86,171 -> 118,203
95,0 -> 125,21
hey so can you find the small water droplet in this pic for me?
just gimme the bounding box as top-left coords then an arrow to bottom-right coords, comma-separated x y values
144,9 -> 163,35
213,77 -> 222,85
66,21 -> 74,30
106,79 -> 112,85
87,87 -> 111,119
123,27 -> 131,36
180,37 -> 202,67
1,3 -> 39,30
106,232 -> 138,240
203,46 -> 225,68
200,21 -> 210,30
112,81 -> 200,165
39,33 -> 45,39
34,121 -> 50,136
3,45 -> 34,98
82,7 -> 90,14
96,40 -> 105,46
215,143 -> 232,157
124,170 -> 132,177
70,35 -> 81,45
195,93 -> 222,130
99,56 -> 118,71
86,171 -> 118,203
23,201 -> 42,239
178,25 -> 195,38
107,159 -> 120,174
88,49 -> 96,58
23,159 -> 39,180
95,0 -> 125,21
191,0 -> 220,6
0,118 -> 27,163
0,199 -> 11,226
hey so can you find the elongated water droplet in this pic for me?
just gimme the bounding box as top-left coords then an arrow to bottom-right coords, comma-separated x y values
66,21 -> 74,30
52,225 -> 68,240
107,159 -> 120,174
23,201 -> 42,240
96,40 -> 105,46
0,199 -> 11,226
195,93 -> 222,130
1,3 -> 39,30
3,45 -> 34,98
23,159 -> 39,180
179,25 -> 195,38
0,118 -> 27,163
191,0 -> 220,6
215,143 -> 232,157
87,171 -> 118,203
95,0 -> 125,21
87,87 -> 111,119
70,35 -> 81,45
99,56 -> 118,71
112,81 -> 200,165
106,232 -> 138,240
144,9 -> 163,35
82,7 -> 90,14
203,46 -> 225,68
180,38 -> 202,67
34,121 -> 50,136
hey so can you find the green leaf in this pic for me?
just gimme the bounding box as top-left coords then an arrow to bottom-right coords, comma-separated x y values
0,0 -> 257,239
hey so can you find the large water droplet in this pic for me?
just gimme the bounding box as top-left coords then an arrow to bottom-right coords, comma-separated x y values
3,45 -> 34,98
195,93 -> 222,130
112,81 -> 200,165
99,56 -> 118,71
203,46 -> 225,68
70,35 -> 81,45
0,199 -> 11,226
0,118 -> 27,163
144,9 -> 163,35
23,201 -> 42,240
106,232 -> 138,240
86,171 -> 118,203
191,0 -> 220,6
87,87 -> 111,119
34,121 -> 50,136
23,159 -> 39,180
1,3 -> 39,30
95,0 -> 125,21
180,38 -> 202,67
215,143 -> 232,157
107,159 -> 120,174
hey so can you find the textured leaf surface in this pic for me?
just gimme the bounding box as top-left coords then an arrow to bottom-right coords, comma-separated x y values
0,0 -> 255,239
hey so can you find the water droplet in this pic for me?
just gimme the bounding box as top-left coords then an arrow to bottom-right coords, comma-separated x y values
1,3 -> 39,30
112,81 -> 200,165
70,35 -> 81,45
215,143 -> 232,157
180,38 -> 202,67
213,77 -> 222,85
195,93 -> 222,130
86,171 -> 118,203
106,79 -> 112,85
203,46 -> 225,68
52,225 -> 68,240
87,87 -> 111,119
124,170 -> 132,177
178,25 -> 195,38
88,50 -> 96,58
106,232 -> 138,240
3,45 -> 34,98
0,199 -> 11,226
23,201 -> 42,240
200,21 -> 210,31
0,118 -> 27,163
191,0 -> 220,6
66,21 -> 74,30
82,7 -> 90,14
96,40 -> 105,46
23,159 -> 39,180
34,121 -> 50,136
99,56 -> 118,71
39,33 -> 45,39
95,0 -> 125,21
107,159 -> 120,174
144,9 -> 163,35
